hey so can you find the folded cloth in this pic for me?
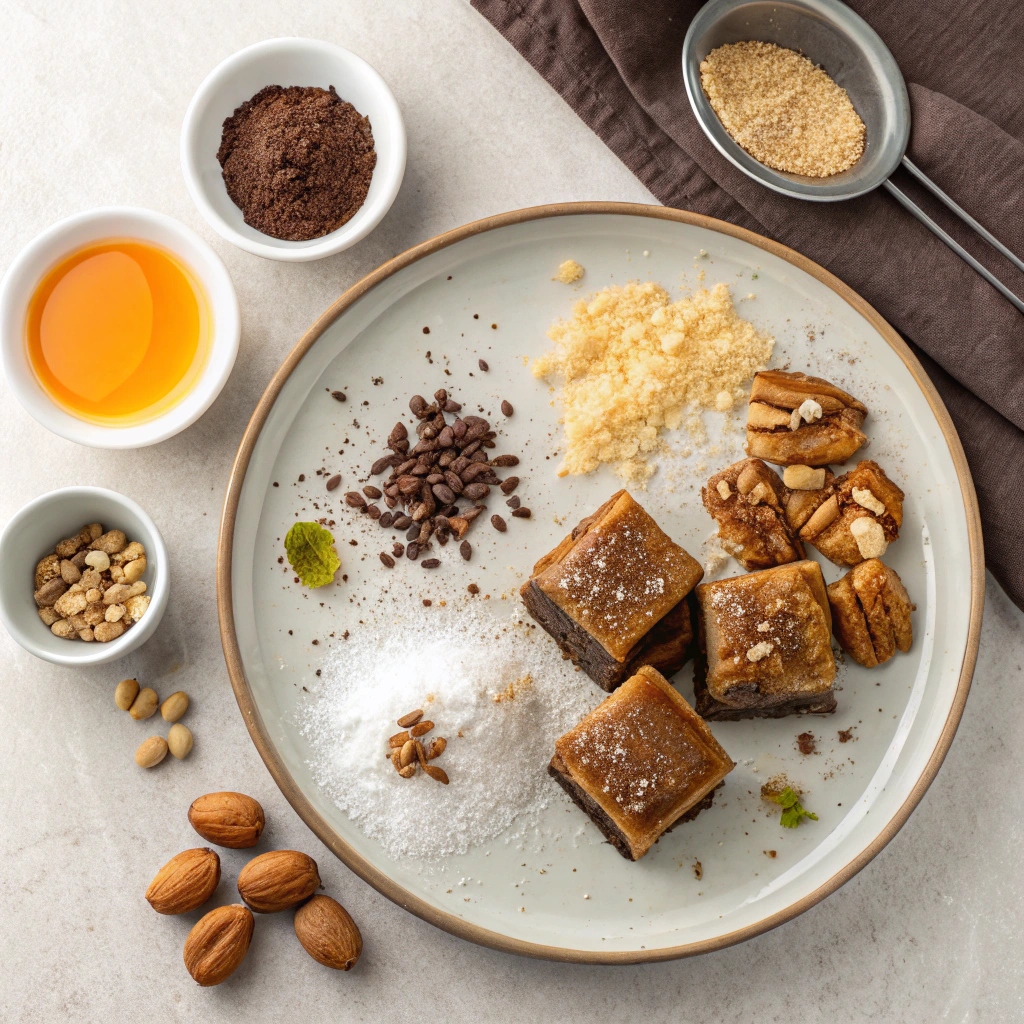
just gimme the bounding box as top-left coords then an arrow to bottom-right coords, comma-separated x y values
473,0 -> 1024,609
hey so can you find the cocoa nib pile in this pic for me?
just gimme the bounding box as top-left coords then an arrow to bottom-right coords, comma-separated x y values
344,388 -> 530,569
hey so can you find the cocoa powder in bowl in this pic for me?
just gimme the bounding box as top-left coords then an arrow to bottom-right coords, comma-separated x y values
217,84 -> 377,241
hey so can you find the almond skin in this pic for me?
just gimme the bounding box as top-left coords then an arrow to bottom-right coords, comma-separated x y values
183,904 -> 254,986
294,895 -> 362,970
237,850 -> 320,913
145,848 -> 221,915
188,792 -> 265,849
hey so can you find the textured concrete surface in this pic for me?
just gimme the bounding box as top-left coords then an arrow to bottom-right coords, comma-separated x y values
0,1 -> 1021,1020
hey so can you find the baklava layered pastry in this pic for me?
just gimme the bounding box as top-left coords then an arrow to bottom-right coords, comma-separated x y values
703,458 -> 804,570
827,558 -> 914,667
798,460 -> 904,567
549,666 -> 735,861
521,490 -> 704,691
694,561 -> 837,720
746,370 -> 867,466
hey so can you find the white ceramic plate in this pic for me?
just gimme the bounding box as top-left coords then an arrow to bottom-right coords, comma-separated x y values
219,205 -> 982,962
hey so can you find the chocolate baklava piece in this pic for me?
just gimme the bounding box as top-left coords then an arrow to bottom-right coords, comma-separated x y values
521,490 -> 704,692
703,458 -> 804,571
549,666 -> 735,861
694,560 -> 837,720
746,370 -> 867,466
827,559 -> 914,667
799,460 -> 904,567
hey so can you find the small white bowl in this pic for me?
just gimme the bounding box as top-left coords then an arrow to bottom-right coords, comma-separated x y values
0,207 -> 240,449
0,487 -> 169,667
181,38 -> 407,262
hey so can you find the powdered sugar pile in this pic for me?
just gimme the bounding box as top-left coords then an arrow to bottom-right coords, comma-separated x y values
299,604 -> 598,861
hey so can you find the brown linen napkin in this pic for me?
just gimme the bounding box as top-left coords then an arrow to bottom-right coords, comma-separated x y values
472,0 -> 1024,609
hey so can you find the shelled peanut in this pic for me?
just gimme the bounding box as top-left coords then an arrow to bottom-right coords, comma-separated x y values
115,679 -> 194,766
34,523 -> 150,642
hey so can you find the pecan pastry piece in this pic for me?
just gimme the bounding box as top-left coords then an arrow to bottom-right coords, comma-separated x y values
746,370 -> 867,466
799,460 -> 904,567
702,459 -> 804,571
827,559 -> 914,667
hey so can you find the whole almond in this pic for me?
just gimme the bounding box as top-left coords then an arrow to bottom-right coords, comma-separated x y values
188,792 -> 265,849
293,895 -> 362,970
129,687 -> 159,720
114,677 -> 140,711
237,850 -> 320,913
135,735 -> 169,768
183,904 -> 254,986
145,848 -> 221,914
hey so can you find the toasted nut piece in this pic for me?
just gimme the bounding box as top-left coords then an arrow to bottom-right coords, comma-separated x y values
59,559 -> 82,584
105,603 -> 126,623
398,764 -> 417,778
161,691 -> 189,723
426,737 -> 447,760
409,720 -> 433,738
746,640 -> 774,662
390,748 -> 404,772
189,792 -> 265,849
103,583 -> 132,605
783,465 -> 826,490
293,894 -> 362,971
54,589 -> 88,618
78,627 -> 95,641
124,595 -> 150,622
800,495 -> 840,540
34,577 -> 68,608
747,402 -> 793,430
850,517 -> 888,559
79,568 -> 102,590
50,619 -> 76,639
113,540 -> 145,564
89,529 -> 127,554
788,399 -> 823,431
145,848 -> 221,914
84,550 -> 111,571
122,555 -> 147,583
129,687 -> 160,720
237,850 -> 320,913
715,479 -> 732,500
35,553 -> 61,589
423,764 -> 450,784
114,678 -> 140,711
399,739 -> 416,768
168,723 -> 193,759
55,526 -> 93,559
94,620 -> 126,642
735,462 -> 763,495
851,487 -> 885,515
135,735 -> 169,768
38,606 -> 61,627
183,904 -> 254,986
388,730 -> 409,748
396,709 -> 424,728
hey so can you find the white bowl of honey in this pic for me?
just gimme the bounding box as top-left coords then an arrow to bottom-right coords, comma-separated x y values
0,207 -> 239,448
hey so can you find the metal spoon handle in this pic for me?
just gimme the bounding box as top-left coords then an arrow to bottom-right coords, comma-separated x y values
883,178 -> 1024,314
901,157 -> 1024,277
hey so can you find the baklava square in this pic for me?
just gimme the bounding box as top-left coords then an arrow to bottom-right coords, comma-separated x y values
694,560 -> 837,720
827,558 -> 913,667
549,666 -> 735,861
521,490 -> 704,691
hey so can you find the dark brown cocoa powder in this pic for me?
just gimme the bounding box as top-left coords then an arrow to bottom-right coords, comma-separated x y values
217,85 -> 376,241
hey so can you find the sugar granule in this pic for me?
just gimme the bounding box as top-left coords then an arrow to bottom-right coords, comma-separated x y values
300,605 -> 596,860
700,41 -> 865,178
533,280 -> 773,484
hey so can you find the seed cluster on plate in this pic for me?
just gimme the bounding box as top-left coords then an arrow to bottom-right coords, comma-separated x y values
345,387 -> 530,569
387,708 -> 449,783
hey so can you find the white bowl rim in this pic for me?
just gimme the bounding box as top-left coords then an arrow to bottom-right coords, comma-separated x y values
0,205 -> 240,449
180,36 -> 407,263
0,485 -> 170,667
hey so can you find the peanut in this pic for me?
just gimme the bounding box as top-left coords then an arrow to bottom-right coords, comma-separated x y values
135,736 -> 169,768
94,620 -> 125,643
115,678 -> 140,711
50,619 -> 76,639
89,529 -> 127,555
122,556 -> 146,583
161,691 -> 189,723
167,723 -> 193,759
129,687 -> 159,720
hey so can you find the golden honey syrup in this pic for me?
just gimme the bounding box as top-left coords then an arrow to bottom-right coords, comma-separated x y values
26,239 -> 211,424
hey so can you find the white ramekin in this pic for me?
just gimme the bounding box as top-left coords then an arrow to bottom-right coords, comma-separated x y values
180,37 -> 407,262
0,207 -> 240,449
0,486 -> 169,667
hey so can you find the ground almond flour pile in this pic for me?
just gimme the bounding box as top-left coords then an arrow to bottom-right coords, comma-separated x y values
533,280 -> 773,484
300,604 -> 596,860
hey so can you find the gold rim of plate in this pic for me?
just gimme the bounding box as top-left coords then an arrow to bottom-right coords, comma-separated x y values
216,202 -> 985,964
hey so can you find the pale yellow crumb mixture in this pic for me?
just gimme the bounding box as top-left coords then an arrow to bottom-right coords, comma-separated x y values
554,259 -> 585,283
700,41 -> 865,177
533,281 -> 773,484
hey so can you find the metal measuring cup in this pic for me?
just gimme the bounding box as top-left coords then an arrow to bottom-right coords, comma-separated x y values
682,0 -> 1024,312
